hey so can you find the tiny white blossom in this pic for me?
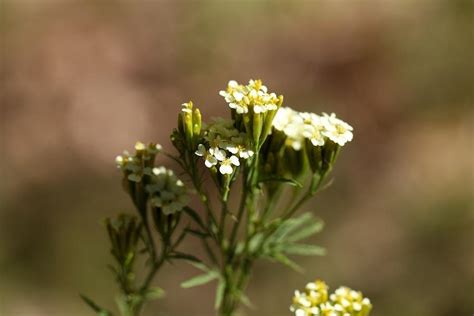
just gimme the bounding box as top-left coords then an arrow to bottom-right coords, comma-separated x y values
219,155 -> 240,175
115,155 -> 124,166
321,113 -> 353,146
195,144 -> 218,168
210,147 -> 227,161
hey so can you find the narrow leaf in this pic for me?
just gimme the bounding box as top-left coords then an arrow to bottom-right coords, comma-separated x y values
80,294 -> 112,315
259,176 -> 303,187
271,213 -> 313,242
181,271 -> 219,288
214,278 -> 225,309
287,219 -> 324,242
183,207 -> 206,230
272,253 -> 304,273
170,252 -> 202,263
282,243 -> 326,256
240,293 -> 255,309
185,227 -> 210,238
144,287 -> 165,301
248,233 -> 265,254
189,261 -> 211,272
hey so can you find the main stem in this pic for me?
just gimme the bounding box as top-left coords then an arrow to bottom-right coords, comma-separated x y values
219,152 -> 260,316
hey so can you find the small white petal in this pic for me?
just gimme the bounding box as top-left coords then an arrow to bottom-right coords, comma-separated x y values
213,149 -> 227,161
229,155 -> 240,166
219,164 -> 233,175
195,144 -> 206,156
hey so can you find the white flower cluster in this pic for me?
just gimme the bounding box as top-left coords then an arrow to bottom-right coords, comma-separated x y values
146,167 -> 188,215
195,118 -> 254,175
273,107 -> 353,149
115,142 -> 163,182
291,280 -> 372,316
219,79 -> 280,114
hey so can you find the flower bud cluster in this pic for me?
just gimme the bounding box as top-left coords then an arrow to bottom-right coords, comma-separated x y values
105,214 -> 142,269
115,142 -> 188,215
291,280 -> 372,316
195,118 -> 254,176
116,142 -> 163,182
172,101 -> 202,156
146,167 -> 188,215
219,79 -> 283,149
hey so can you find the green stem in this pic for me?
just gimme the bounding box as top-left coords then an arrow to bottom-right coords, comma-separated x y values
228,175 -> 248,251
218,187 -> 230,243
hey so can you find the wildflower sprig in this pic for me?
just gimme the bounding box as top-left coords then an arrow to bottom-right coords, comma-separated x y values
82,142 -> 193,316
291,280 -> 372,316
83,79 -> 357,316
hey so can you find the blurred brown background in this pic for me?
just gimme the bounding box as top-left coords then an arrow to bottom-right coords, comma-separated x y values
1,1 -> 473,315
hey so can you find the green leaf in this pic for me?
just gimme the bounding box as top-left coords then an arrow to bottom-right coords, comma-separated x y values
240,293 -> 255,309
189,261 -> 211,272
271,253 -> 304,273
214,278 -> 225,309
183,207 -> 206,230
169,252 -> 202,263
80,294 -> 113,316
287,218 -> 324,242
282,243 -> 326,256
124,252 -> 134,267
248,233 -> 265,254
259,176 -> 303,187
144,287 -> 165,301
271,213 -> 313,243
185,227 -> 210,238
181,271 -> 219,288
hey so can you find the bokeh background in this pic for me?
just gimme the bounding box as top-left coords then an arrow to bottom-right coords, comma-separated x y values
1,1 -> 473,315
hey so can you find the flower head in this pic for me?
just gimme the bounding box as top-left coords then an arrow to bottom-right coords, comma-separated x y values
321,113 -> 353,146
195,118 -> 251,176
219,79 -> 279,115
220,79 -> 283,148
146,166 -> 188,215
290,280 -> 372,316
272,108 -> 353,149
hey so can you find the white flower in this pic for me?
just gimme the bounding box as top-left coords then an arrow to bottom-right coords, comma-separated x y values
209,147 -> 227,161
273,107 -> 299,131
295,309 -> 308,316
273,107 -> 306,150
225,143 -> 254,159
135,141 -> 146,151
195,144 -> 218,168
301,113 -> 325,147
196,118 -> 253,174
321,113 -> 353,146
218,155 -> 240,175
115,155 -> 124,166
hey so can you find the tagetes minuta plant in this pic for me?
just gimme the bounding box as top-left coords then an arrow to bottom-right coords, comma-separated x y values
81,79 -> 356,316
